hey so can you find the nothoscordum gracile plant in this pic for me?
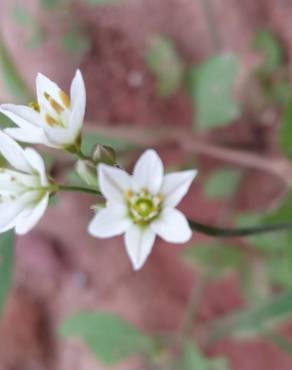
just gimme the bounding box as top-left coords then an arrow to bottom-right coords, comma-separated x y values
0,70 -> 85,151
88,149 -> 197,270
1,70 -> 292,270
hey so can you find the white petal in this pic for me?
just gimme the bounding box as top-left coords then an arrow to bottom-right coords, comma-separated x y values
99,164 -> 131,203
151,208 -> 192,243
0,104 -> 40,128
132,149 -> 164,194
69,69 -> 86,134
4,127 -> 52,146
161,170 -> 198,208
88,205 -> 131,238
124,225 -> 156,270
0,131 -> 32,173
23,148 -> 48,186
36,72 -> 63,107
0,169 -> 38,191
15,193 -> 49,235
42,126 -> 74,147
0,192 -> 36,231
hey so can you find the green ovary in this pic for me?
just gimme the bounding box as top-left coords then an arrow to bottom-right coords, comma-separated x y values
126,189 -> 163,224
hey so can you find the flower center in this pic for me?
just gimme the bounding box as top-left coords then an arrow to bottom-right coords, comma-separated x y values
125,189 -> 163,224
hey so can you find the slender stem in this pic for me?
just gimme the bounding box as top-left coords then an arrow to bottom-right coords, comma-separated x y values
46,184 -> 292,237
188,219 -> 292,237
57,184 -> 102,197
180,274 -> 209,339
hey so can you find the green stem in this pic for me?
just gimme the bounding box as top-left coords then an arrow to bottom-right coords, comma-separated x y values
57,184 -> 102,196
180,274 -> 209,340
188,219 -> 292,237
46,184 -> 292,237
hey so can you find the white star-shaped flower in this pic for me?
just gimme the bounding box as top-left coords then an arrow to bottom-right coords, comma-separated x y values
0,70 -> 86,149
88,149 -> 197,270
0,131 -> 49,235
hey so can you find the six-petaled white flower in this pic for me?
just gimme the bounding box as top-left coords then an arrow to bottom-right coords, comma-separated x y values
0,70 -> 86,149
0,131 -> 49,235
88,149 -> 197,270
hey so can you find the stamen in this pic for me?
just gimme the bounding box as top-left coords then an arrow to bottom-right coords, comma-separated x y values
126,189 -> 163,224
44,92 -> 64,114
45,114 -> 58,127
28,101 -> 40,112
59,90 -> 70,109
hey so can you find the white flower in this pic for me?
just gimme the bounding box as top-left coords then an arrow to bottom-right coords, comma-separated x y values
0,131 -> 49,235
0,70 -> 86,149
88,149 -> 197,270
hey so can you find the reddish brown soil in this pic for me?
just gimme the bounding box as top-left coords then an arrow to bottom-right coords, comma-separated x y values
1,0 -> 292,369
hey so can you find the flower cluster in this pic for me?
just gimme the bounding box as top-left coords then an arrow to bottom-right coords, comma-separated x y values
0,70 -> 198,270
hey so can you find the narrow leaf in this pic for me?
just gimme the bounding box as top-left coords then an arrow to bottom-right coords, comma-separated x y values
0,35 -> 31,100
0,231 -> 14,316
59,312 -> 154,364
210,292 -> 292,342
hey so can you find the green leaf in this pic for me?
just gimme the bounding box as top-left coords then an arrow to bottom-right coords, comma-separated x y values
85,0 -> 125,5
253,30 -> 283,73
12,7 -> 33,25
204,168 -> 241,199
26,27 -> 46,49
211,291 -> 292,341
59,312 -> 154,364
0,35 -> 31,100
181,342 -> 229,370
62,32 -> 91,56
280,94 -> 292,157
0,231 -> 14,316
40,0 -> 63,8
189,53 -> 240,130
145,36 -> 184,97
184,243 -> 244,274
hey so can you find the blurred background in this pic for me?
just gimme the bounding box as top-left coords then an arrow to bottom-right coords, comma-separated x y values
1,0 -> 292,369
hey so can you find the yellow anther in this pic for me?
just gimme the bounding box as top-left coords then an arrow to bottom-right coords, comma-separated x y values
125,190 -> 134,200
45,114 -> 58,127
28,101 -> 40,112
59,90 -> 70,109
44,92 -> 64,114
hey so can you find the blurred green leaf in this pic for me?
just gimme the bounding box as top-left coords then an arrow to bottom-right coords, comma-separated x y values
82,132 -> 134,156
145,36 -> 184,97
0,231 -> 14,316
189,53 -> 240,130
62,31 -> 91,56
253,30 -> 283,73
12,7 -> 33,25
40,0 -> 64,8
204,168 -> 241,199
211,291 -> 292,341
263,193 -> 292,224
85,0 -> 126,5
59,312 -> 154,364
0,35 -> 31,100
0,112 -> 15,128
26,27 -> 46,49
280,94 -> 292,157
182,343 -> 208,370
184,243 -> 244,274
181,342 -> 229,370
264,330 -> 292,355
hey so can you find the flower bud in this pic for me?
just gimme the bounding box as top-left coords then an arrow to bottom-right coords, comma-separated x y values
75,159 -> 97,187
92,144 -> 116,165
